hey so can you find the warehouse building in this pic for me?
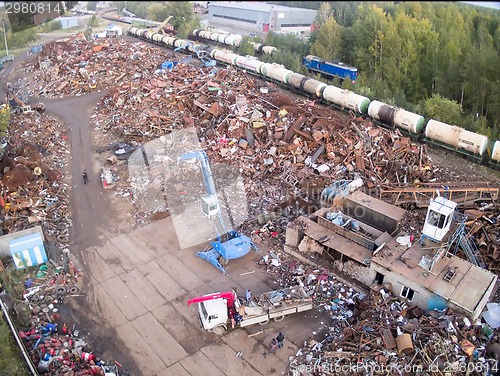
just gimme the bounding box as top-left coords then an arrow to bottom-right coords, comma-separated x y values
208,2 -> 317,34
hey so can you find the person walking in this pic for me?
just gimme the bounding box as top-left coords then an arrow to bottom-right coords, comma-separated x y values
276,332 -> 285,349
245,289 -> 252,305
267,338 -> 277,354
82,169 -> 89,185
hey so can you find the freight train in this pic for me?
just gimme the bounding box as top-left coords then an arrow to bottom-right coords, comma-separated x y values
191,29 -> 278,56
302,55 -> 358,84
126,26 -> 500,167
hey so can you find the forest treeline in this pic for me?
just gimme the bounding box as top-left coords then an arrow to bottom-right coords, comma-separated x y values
266,1 -> 500,139
114,1 -> 499,138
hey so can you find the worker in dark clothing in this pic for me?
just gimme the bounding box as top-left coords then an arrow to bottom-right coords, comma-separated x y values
276,332 -> 285,349
82,170 -> 89,185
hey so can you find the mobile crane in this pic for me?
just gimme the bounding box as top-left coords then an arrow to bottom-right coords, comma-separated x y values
187,286 -> 313,335
177,150 -> 258,274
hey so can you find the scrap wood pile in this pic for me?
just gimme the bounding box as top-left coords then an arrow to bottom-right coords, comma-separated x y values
258,253 -> 500,376
0,110 -> 72,258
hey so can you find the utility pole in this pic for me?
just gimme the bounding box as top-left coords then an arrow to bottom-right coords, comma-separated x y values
2,20 -> 8,56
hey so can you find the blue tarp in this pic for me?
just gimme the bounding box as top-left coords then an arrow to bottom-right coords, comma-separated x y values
161,61 -> 174,70
10,232 -> 47,269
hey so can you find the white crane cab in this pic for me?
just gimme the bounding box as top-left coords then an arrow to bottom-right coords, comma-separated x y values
198,297 -> 242,334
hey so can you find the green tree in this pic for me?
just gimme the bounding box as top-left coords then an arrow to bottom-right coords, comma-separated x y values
147,3 -> 168,22
422,94 -> 462,125
315,2 -> 332,25
89,14 -> 98,28
310,17 -> 342,61
238,36 -> 257,57
164,2 -> 195,39
350,4 -> 389,79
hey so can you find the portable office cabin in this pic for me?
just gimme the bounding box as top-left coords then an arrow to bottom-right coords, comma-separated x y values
9,231 -> 47,270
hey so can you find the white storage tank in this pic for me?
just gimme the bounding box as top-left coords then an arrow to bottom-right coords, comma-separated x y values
458,128 -> 489,156
491,140 -> 500,162
261,63 -> 293,83
393,108 -> 425,134
213,50 -> 238,65
173,39 -> 185,48
426,120 -> 488,156
262,46 -> 277,55
323,85 -> 343,106
288,73 -> 305,90
425,120 -> 462,150
161,36 -> 176,47
368,100 -> 394,123
225,35 -> 241,46
218,34 -> 227,44
236,57 -> 265,74
234,55 -> 247,68
303,78 -> 327,98
323,86 -> 370,114
187,43 -> 201,53
199,30 -> 210,39
144,30 -> 156,40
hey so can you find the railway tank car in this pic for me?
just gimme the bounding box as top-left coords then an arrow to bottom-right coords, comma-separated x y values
424,120 -> 489,159
126,26 -> 500,169
193,29 -> 277,55
492,141 -> 500,164
323,85 -> 370,114
288,73 -> 327,98
368,100 -> 425,134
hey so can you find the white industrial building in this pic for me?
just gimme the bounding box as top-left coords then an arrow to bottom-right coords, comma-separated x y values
208,2 -> 317,34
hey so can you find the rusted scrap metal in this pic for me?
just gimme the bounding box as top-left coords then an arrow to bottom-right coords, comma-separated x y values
259,253 -> 499,376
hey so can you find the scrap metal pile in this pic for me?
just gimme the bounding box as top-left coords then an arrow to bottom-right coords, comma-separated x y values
259,254 -> 500,376
15,35 -> 176,98
13,36 -> 436,204
0,108 -> 122,375
13,258 -> 120,376
0,110 -> 71,255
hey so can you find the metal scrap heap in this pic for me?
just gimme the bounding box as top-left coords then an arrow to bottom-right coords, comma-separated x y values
259,254 -> 500,376
0,110 -> 71,254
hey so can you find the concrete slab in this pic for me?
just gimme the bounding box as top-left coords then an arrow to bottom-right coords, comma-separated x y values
137,260 -> 187,301
81,246 -> 116,284
101,275 -> 149,321
171,203 -> 217,249
157,362 -> 190,376
200,341 -> 264,376
119,268 -> 167,312
155,253 -> 205,292
129,223 -> 173,258
86,283 -> 128,327
94,240 -> 132,274
176,245 -> 225,282
131,312 -> 188,367
110,233 -> 153,266
208,273 -> 246,297
138,217 -> 181,251
115,321 -> 166,376
152,302 -> 215,353
178,349 -> 227,376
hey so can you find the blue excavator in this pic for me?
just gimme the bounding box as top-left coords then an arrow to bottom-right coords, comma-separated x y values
178,151 -> 258,274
